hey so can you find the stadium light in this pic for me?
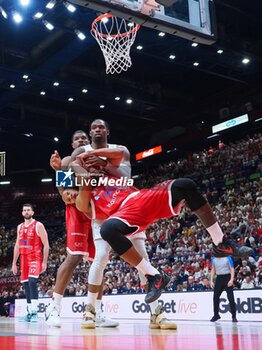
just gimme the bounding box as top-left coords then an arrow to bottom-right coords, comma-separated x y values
12,11 -> 23,23
33,12 -> 43,19
0,6 -> 8,19
242,58 -> 250,64
0,181 -> 10,185
46,0 -> 56,9
41,178 -> 52,182
43,20 -> 54,31
75,29 -> 86,40
64,2 -> 76,13
20,0 -> 30,6
54,137 -> 59,142
126,99 -> 133,104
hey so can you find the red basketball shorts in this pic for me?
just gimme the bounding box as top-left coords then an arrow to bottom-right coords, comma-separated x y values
20,254 -> 42,282
109,180 -> 184,233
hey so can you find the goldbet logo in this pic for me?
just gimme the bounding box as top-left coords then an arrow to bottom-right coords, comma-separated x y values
132,299 -> 197,314
219,297 -> 262,314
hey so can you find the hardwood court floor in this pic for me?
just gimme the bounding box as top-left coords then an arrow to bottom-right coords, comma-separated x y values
0,318 -> 261,350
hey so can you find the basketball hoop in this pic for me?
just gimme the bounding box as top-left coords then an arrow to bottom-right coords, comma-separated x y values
91,13 -> 140,74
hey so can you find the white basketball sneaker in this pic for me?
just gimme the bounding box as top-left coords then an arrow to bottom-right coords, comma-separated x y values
45,303 -> 61,328
95,309 -> 119,328
81,304 -> 96,329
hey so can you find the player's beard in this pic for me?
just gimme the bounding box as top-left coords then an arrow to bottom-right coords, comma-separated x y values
23,214 -> 33,220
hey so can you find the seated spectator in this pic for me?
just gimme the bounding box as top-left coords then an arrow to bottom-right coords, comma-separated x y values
241,276 -> 255,289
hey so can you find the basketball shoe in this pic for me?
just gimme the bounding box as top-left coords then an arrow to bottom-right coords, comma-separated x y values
81,304 -> 96,329
95,309 -> 119,327
145,271 -> 170,304
30,311 -> 39,323
19,306 -> 31,322
150,305 -> 177,330
213,236 -> 253,258
45,303 -> 61,327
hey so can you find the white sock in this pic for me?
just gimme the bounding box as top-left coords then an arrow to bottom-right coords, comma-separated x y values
95,299 -> 102,313
149,300 -> 159,315
27,303 -> 32,314
52,292 -> 63,306
207,222 -> 224,245
135,258 -> 159,276
87,291 -> 98,308
31,299 -> 38,313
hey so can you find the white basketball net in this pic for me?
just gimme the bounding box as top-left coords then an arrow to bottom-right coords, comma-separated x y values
91,14 -> 140,74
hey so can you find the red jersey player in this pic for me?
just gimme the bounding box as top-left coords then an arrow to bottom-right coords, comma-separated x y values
12,203 -> 49,322
74,146 -> 253,303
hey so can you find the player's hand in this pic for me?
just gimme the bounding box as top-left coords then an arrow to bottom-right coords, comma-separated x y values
84,155 -> 107,169
210,281 -> 214,289
12,264 -> 17,275
41,262 -> 47,273
77,151 -> 92,163
50,150 -> 61,171
227,280 -> 233,287
71,160 -> 90,178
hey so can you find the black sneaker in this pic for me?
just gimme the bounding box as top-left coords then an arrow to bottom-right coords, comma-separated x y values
213,236 -> 253,258
210,315 -> 221,322
232,317 -> 238,323
145,271 -> 170,304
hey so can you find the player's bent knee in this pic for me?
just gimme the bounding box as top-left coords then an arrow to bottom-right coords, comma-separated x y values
65,254 -> 82,267
172,178 -> 197,190
100,219 -> 121,241
171,178 -> 207,211
100,218 -> 133,255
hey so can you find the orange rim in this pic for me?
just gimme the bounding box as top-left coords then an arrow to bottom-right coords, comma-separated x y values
91,13 -> 140,39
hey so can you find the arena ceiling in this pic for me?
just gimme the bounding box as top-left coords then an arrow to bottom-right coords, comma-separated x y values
0,0 -> 262,176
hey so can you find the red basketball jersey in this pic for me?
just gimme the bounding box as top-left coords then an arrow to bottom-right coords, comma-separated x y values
18,220 -> 43,259
91,182 -> 138,220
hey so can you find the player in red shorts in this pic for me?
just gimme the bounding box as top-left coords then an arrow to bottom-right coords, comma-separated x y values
74,146 -> 253,303
12,204 -> 49,322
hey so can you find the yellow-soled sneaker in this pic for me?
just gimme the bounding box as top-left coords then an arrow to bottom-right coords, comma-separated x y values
81,304 -> 96,329
150,305 -> 177,330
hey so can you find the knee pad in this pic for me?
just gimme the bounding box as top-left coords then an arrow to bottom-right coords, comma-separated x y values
130,237 -> 148,286
171,178 -> 207,211
88,240 -> 111,285
100,219 -> 133,256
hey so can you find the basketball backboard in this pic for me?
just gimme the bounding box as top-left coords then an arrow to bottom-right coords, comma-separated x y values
71,0 -> 217,44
